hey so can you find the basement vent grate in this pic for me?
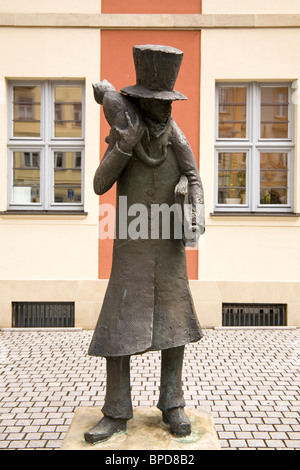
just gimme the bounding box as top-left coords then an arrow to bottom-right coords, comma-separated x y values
222,303 -> 287,327
12,302 -> 75,328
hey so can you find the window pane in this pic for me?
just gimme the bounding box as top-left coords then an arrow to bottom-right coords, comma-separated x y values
260,153 -> 288,204
13,86 -> 41,137
218,87 -> 247,138
218,152 -> 247,204
54,85 -> 83,137
53,151 -> 82,203
260,86 -> 289,139
12,151 -> 40,203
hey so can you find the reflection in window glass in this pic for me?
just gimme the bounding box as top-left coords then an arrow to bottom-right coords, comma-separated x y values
53,151 -> 82,203
13,86 -> 41,137
260,153 -> 288,205
218,87 -> 247,138
54,86 -> 82,137
218,152 -> 247,204
12,151 -> 40,203
260,87 -> 289,139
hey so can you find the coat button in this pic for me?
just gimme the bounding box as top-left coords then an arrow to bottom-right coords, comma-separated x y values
147,188 -> 155,197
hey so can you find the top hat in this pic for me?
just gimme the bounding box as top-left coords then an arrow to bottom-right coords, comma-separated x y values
121,44 -> 187,101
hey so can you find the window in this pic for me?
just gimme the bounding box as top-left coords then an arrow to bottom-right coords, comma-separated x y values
215,82 -> 294,213
8,81 -> 85,211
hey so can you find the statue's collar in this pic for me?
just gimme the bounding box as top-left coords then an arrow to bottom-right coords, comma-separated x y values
142,116 -> 171,139
134,117 -> 172,168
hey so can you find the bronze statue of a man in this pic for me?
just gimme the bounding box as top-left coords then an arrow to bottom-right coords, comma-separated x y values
85,45 -> 205,444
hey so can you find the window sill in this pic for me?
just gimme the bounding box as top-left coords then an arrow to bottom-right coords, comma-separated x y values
0,210 -> 88,219
210,211 -> 300,218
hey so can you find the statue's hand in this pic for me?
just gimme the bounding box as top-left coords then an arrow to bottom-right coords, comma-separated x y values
112,112 -> 144,154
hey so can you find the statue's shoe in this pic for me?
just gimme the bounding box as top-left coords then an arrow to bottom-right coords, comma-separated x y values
84,416 -> 127,444
162,407 -> 191,437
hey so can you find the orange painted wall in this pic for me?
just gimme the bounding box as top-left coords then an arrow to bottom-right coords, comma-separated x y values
102,0 -> 201,14
98,29 -> 201,279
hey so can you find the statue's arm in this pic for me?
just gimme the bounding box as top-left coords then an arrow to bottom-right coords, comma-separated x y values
171,119 -> 205,242
93,143 -> 131,195
94,111 -> 143,195
170,119 -> 204,205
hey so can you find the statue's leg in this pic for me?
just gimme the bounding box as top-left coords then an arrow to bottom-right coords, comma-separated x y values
84,355 -> 132,443
157,346 -> 191,436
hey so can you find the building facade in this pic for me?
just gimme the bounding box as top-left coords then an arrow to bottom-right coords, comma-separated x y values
0,0 -> 300,329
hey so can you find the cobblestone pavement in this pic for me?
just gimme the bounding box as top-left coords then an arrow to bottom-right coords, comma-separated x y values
0,328 -> 299,450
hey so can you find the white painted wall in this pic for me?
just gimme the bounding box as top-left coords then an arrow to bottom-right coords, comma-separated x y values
0,27 -> 101,280
199,28 -> 300,283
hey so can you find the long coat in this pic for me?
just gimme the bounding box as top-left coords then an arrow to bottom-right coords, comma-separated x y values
88,116 -> 204,357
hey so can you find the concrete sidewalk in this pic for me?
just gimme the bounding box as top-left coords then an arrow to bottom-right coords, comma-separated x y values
0,328 -> 299,450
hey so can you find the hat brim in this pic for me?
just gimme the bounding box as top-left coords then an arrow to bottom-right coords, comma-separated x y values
120,85 -> 187,101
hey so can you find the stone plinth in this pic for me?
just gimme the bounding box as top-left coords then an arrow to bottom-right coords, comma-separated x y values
60,407 -> 221,450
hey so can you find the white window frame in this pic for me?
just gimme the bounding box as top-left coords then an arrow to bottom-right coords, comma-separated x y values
8,145 -> 45,209
7,80 -> 85,211
215,81 -> 294,213
51,146 -> 85,208
215,82 -> 251,143
255,146 -> 294,211
215,147 -> 251,210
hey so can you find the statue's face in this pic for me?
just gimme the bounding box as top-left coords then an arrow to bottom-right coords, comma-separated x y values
138,99 -> 172,123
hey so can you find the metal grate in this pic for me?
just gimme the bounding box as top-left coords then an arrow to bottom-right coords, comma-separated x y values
222,303 -> 287,327
12,302 -> 75,328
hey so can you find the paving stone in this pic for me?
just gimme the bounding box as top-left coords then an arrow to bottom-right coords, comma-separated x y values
26,440 -> 47,448
285,440 -> 300,448
8,440 -> 28,449
0,328 -> 299,450
265,439 -> 286,448
229,439 -> 247,448
246,439 -> 266,448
